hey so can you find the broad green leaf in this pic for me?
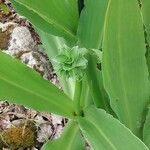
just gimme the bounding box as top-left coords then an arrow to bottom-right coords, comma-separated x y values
43,121 -> 84,150
37,29 -> 67,59
102,0 -> 150,136
37,29 -> 75,99
77,0 -> 109,49
141,0 -> 150,74
77,0 -> 111,111
0,52 -> 74,118
11,0 -> 79,44
78,106 -> 149,150
143,108 -> 150,149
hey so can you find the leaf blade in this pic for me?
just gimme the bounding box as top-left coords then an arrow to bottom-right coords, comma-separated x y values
0,52 -> 74,118
102,0 -> 149,136
78,106 -> 149,150
77,0 -> 109,49
11,0 -> 79,44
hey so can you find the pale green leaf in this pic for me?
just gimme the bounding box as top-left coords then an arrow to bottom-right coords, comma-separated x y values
43,121 -> 84,150
11,0 -> 79,44
36,29 -> 66,59
77,0 -> 109,49
102,0 -> 150,136
78,106 -> 149,150
143,108 -> 150,149
0,52 -> 74,118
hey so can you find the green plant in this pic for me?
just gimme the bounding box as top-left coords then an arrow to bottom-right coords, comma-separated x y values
0,0 -> 150,149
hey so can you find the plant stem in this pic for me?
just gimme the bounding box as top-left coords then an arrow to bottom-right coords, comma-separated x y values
73,81 -> 82,116
80,77 -> 93,109
86,54 -> 115,115
59,77 -> 75,99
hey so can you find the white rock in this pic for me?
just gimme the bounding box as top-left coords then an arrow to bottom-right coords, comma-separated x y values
51,113 -> 63,125
8,26 -> 36,55
21,51 -> 37,68
53,125 -> 64,139
20,51 -> 54,81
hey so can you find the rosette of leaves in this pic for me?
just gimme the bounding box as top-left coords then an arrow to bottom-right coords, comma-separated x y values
53,46 -> 88,80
